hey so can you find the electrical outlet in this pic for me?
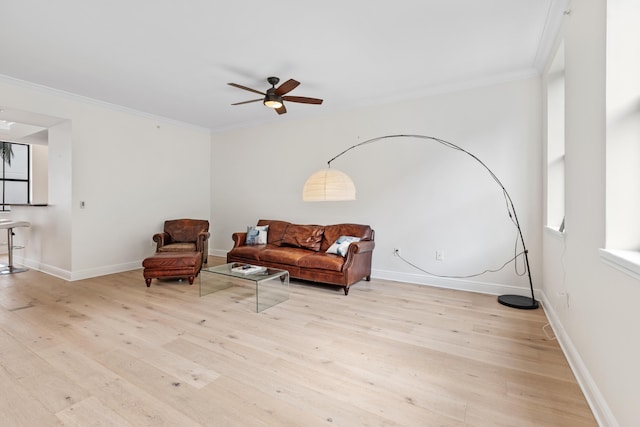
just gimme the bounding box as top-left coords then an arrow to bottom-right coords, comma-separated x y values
436,250 -> 444,261
558,291 -> 570,308
393,248 -> 401,256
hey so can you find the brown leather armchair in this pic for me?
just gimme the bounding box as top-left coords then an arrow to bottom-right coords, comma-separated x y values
153,219 -> 210,265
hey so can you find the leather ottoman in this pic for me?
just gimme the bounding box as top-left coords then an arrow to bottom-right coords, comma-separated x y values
142,251 -> 202,287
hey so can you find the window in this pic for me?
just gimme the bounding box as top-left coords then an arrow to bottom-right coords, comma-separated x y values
546,42 -> 565,231
600,0 -> 640,278
605,0 -> 640,251
0,142 -> 30,210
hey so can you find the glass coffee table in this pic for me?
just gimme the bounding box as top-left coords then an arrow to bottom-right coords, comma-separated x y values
200,263 -> 289,312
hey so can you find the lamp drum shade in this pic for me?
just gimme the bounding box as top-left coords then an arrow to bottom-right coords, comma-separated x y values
303,168 -> 356,201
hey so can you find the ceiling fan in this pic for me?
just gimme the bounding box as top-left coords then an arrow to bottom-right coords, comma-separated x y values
228,76 -> 323,115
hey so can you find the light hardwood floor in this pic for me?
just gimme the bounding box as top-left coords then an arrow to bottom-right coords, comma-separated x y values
0,257 -> 596,426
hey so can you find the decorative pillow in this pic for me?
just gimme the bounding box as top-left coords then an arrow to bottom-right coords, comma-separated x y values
281,224 -> 324,251
326,236 -> 361,257
246,225 -> 269,245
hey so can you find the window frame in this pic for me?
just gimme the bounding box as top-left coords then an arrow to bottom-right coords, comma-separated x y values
0,141 -> 31,210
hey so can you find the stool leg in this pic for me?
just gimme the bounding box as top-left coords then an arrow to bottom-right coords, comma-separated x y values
7,229 -> 14,268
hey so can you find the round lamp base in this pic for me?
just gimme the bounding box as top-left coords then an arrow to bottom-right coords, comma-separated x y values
498,294 -> 539,310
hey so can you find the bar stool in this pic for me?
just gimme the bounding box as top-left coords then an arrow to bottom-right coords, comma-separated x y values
0,220 -> 31,274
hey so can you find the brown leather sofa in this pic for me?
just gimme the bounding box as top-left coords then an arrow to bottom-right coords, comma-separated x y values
227,219 -> 375,295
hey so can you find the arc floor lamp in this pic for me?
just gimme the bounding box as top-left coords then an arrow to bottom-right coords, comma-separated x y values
302,134 -> 538,310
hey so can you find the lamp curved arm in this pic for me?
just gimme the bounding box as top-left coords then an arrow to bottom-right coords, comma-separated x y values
325,134 -> 537,309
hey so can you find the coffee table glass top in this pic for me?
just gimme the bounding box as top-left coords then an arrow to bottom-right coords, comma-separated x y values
200,263 -> 289,312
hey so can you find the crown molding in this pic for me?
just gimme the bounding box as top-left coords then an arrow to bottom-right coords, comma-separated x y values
0,74 -> 210,133
533,0 -> 572,71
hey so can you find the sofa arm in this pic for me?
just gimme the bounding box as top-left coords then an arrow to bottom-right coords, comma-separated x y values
343,239 -> 375,283
231,232 -> 248,248
348,240 -> 375,254
196,231 -> 210,252
153,232 -> 169,252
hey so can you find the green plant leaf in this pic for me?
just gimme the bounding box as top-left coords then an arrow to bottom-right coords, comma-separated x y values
0,142 -> 14,166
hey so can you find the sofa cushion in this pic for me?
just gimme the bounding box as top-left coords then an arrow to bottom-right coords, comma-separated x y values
158,242 -> 197,252
326,236 -> 361,257
297,253 -> 344,272
165,219 -> 209,243
321,224 -> 373,252
257,219 -> 290,246
246,225 -> 268,245
282,224 -> 324,251
228,245 -> 264,261
260,246 -> 312,265
143,251 -> 201,269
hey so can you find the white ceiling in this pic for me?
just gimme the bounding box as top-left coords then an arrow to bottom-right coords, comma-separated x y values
0,0 -> 568,133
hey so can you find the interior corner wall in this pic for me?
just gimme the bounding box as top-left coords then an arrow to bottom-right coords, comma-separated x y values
211,75 -> 542,297
0,78 -> 212,279
541,1 -> 639,426
11,119 -> 73,275
67,104 -> 211,280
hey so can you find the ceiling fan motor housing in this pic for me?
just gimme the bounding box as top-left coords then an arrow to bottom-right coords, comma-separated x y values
263,90 -> 283,106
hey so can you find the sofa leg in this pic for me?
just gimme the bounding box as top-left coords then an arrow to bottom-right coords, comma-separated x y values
344,286 -> 349,296
145,278 -> 152,287
188,276 -> 195,285
366,275 -> 371,281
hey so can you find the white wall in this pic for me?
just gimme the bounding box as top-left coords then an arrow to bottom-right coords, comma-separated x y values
31,143 -> 49,204
541,1 -> 639,426
211,76 -> 542,297
0,78 -> 212,280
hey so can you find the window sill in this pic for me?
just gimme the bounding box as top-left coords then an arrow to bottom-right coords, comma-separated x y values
544,226 -> 565,240
599,248 -> 640,281
1,204 -> 49,208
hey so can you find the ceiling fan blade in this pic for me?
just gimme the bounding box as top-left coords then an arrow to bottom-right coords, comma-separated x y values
231,98 -> 262,105
228,83 -> 265,96
274,79 -> 300,96
282,96 -> 323,105
276,104 -> 287,115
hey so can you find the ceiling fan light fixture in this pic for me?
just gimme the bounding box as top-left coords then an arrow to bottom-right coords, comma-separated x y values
263,93 -> 283,109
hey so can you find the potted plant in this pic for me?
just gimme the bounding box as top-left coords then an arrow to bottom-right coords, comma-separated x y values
0,142 -> 14,166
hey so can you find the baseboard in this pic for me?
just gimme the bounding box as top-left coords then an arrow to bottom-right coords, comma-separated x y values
372,267 -> 541,297
68,260 -> 143,281
207,254 -> 540,297
19,256 -> 142,282
208,253 -> 540,297
210,249 -> 228,258
540,290 -> 618,427
19,257 -> 71,281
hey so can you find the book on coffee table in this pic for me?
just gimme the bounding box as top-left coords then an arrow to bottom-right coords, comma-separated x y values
231,264 -> 266,275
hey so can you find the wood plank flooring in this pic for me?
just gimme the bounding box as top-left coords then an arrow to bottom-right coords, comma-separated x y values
0,257 -> 597,426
